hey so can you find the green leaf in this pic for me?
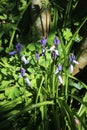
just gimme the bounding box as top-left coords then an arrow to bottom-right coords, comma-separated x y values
0,14 -> 7,20
1,68 -> 7,75
39,57 -> 46,68
1,80 -> 12,89
27,44 -> 36,52
31,79 -> 36,88
78,93 -> 87,116
74,33 -> 82,42
69,81 -> 83,90
62,28 -> 72,41
0,93 -> 6,100
5,86 -> 20,100
48,33 -> 55,46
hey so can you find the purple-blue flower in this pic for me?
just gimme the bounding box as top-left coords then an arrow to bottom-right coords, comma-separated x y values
54,36 -> 60,46
51,50 -> 59,60
21,68 -> 26,77
55,64 -> 63,84
42,48 -> 46,56
69,53 -> 75,62
55,64 -> 62,74
9,43 -> 22,56
51,51 -> 55,60
35,51 -> 39,61
8,51 -> 17,55
69,53 -> 79,74
40,37 -> 47,47
58,64 -> 62,72
16,43 -> 22,53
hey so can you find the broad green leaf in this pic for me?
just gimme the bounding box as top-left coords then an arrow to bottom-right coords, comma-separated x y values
0,93 -> 6,100
1,80 -> 13,89
18,77 -> 24,86
5,86 -> 20,100
1,68 -> 7,75
39,57 -> 46,68
27,44 -> 36,52
0,14 -> 7,20
31,79 -> 36,88
48,33 -> 55,46
62,28 -> 72,41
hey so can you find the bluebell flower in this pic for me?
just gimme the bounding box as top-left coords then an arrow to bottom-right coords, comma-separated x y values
69,53 -> 75,62
55,64 -> 62,74
21,68 -> 26,77
16,43 -> 22,53
40,37 -> 47,47
9,43 -> 22,56
42,48 -> 46,56
54,36 -> 60,46
55,64 -> 63,84
69,53 -> 79,74
51,50 -> 59,60
51,51 -> 55,60
21,55 -> 28,65
35,51 -> 39,61
8,51 -> 17,55
25,77 -> 31,86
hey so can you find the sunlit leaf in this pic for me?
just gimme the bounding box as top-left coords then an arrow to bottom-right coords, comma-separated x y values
5,86 -> 20,100
62,28 -> 72,41
27,44 -> 36,52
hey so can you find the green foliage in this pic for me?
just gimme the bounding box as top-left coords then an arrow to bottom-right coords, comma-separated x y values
0,0 -> 87,130
5,86 -> 20,100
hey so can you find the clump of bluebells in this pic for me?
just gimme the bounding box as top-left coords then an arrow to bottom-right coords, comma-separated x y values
35,36 -> 62,84
8,38 -> 79,87
35,36 -> 79,84
9,43 -> 31,86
